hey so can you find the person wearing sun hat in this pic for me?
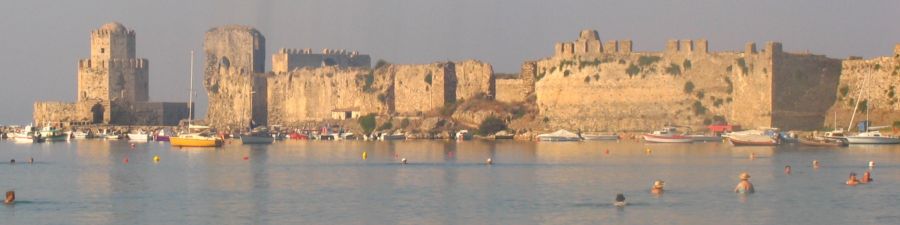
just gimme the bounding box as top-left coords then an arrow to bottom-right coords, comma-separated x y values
651,180 -> 665,195
734,172 -> 755,194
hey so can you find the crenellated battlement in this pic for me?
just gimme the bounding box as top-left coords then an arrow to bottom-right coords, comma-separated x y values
277,48 -> 362,57
664,39 -> 709,54
272,48 -> 371,73
743,42 -> 783,56
554,29 -> 633,57
78,58 -> 148,70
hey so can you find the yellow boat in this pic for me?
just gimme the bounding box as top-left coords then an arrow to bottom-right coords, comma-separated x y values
170,133 -> 223,147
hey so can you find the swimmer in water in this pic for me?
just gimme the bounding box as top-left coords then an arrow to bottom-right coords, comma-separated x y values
784,165 -> 792,175
861,171 -> 873,184
650,180 -> 665,195
614,193 -> 626,207
734,172 -> 755,194
812,160 -> 819,169
9,159 -> 14,164
846,172 -> 860,186
4,191 -> 13,204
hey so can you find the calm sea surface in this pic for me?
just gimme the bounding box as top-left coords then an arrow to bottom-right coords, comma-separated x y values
2,139 -> 899,225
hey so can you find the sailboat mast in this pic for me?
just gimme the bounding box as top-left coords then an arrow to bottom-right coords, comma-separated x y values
188,50 -> 194,125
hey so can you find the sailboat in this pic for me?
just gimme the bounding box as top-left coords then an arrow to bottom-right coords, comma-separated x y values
844,72 -> 900,145
170,51 -> 223,148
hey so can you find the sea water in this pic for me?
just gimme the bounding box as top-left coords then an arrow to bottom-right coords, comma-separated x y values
2,139 -> 899,225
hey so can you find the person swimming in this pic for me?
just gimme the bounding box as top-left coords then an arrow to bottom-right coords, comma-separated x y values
614,193 -> 626,207
861,171 -> 873,184
651,180 -> 665,195
9,159 -> 14,164
784,165 -> 792,175
4,191 -> 13,204
846,172 -> 860,186
734,172 -> 755,194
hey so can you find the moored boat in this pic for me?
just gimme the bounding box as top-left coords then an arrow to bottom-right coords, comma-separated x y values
378,132 -> 407,141
643,127 -> 692,143
40,126 -> 68,142
154,129 -> 173,142
493,130 -> 515,140
536,129 -> 581,142
728,134 -> 777,146
127,130 -> 151,141
241,128 -> 275,144
845,131 -> 900,144
581,133 -> 619,141
798,137 -> 848,147
170,132 -> 224,147
688,134 -> 722,142
12,126 -> 44,143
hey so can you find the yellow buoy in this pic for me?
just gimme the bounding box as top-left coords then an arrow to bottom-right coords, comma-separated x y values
362,151 -> 368,160
153,155 -> 160,163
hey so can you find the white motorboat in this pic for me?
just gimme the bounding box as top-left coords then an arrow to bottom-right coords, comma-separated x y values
12,126 -> 44,143
378,132 -> 406,141
536,129 -> 582,142
643,127 -> 692,143
127,130 -> 151,141
72,130 -> 92,139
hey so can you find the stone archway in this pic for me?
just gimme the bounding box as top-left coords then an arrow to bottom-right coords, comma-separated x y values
91,104 -> 104,124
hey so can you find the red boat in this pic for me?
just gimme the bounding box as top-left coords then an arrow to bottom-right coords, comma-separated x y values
288,132 -> 309,140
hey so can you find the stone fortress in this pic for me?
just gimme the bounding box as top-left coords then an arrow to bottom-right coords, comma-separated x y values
33,24 -> 900,133
33,23 -> 190,126
496,30 -> 896,131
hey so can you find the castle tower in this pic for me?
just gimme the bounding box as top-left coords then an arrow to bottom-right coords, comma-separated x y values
90,22 -> 136,62
76,22 -> 150,124
204,25 -> 267,128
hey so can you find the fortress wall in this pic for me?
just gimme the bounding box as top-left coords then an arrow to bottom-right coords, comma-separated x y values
33,102 -> 80,125
390,62 -> 456,115
826,56 -> 900,129
535,51 -> 741,131
770,51 -> 843,130
454,60 -> 494,101
496,79 -> 529,103
267,67 -> 391,126
731,45 -> 774,129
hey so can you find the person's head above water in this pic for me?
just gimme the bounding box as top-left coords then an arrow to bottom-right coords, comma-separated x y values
4,191 -> 13,204
615,193 -> 625,202
739,172 -> 751,180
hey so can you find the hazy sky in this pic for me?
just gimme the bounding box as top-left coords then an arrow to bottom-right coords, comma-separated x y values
2,0 -> 899,124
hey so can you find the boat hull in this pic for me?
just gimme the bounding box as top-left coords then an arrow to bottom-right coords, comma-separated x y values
538,136 -> 581,142
154,136 -> 170,142
170,137 -> 223,147
643,134 -> 693,143
241,135 -> 274,144
728,137 -> 777,146
127,134 -> 150,141
688,135 -> 723,142
799,138 -> 848,147
844,136 -> 900,144
582,135 -> 619,141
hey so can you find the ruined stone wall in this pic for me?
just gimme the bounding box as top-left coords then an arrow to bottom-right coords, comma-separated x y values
826,54 -> 900,130
453,60 -> 494,100
117,102 -> 190,126
390,62 -> 456,115
272,48 -> 371,73
267,67 -> 391,126
204,25 -> 266,129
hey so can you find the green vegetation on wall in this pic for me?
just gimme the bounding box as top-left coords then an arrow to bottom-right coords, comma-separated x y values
358,114 -> 377,135
683,81 -> 695,94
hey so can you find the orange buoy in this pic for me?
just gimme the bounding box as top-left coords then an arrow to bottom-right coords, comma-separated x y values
243,156 -> 249,160
124,157 -> 129,164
